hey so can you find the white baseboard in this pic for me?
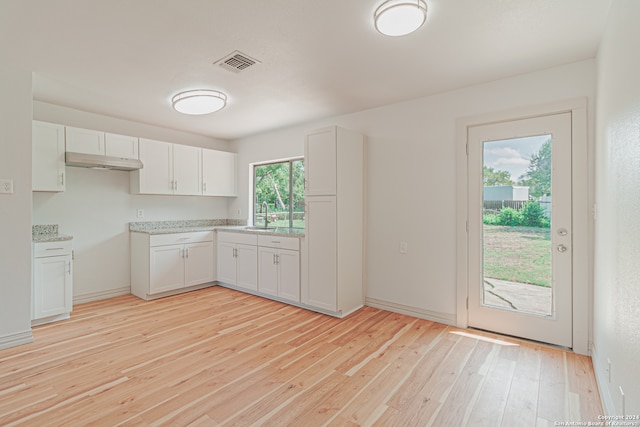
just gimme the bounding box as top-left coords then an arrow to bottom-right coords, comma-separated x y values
365,297 -> 457,326
73,286 -> 131,304
0,330 -> 34,350
591,343 -> 616,416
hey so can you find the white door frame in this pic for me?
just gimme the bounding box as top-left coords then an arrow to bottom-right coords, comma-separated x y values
455,98 -> 590,355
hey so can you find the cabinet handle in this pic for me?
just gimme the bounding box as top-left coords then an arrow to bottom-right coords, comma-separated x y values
273,254 -> 276,265
271,241 -> 281,244
276,254 -> 280,265
60,172 -> 65,186
175,180 -> 178,191
203,182 -> 207,192
185,248 -> 189,258
46,247 -> 65,251
66,261 -> 71,275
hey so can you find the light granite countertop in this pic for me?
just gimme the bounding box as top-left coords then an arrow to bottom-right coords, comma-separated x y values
216,226 -> 305,238
32,224 -> 73,243
129,219 -> 304,238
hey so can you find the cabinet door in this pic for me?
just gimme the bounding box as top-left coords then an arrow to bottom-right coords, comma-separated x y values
137,138 -> 173,194
105,133 -> 139,159
32,121 -> 65,192
305,127 -> 336,196
217,241 -> 237,285
33,255 -> 72,319
150,244 -> 184,294
65,126 -> 105,155
173,144 -> 202,195
236,244 -> 258,291
202,149 -> 237,196
184,242 -> 214,287
304,196 -> 337,311
258,247 -> 278,297
278,249 -> 300,303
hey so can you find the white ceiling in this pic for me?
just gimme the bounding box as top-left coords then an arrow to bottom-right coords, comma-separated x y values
1,0 -> 611,140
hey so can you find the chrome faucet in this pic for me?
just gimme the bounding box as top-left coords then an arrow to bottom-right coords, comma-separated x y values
261,201 -> 269,228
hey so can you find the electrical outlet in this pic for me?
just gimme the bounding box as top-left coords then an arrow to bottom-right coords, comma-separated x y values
0,179 -> 14,194
236,208 -> 241,216
399,241 -> 408,254
137,209 -> 144,218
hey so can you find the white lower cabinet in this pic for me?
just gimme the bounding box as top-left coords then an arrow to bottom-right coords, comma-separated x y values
217,232 -> 258,291
131,231 -> 215,300
33,241 -> 73,325
258,235 -> 300,303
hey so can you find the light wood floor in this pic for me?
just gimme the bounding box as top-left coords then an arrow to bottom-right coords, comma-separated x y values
0,287 -> 602,426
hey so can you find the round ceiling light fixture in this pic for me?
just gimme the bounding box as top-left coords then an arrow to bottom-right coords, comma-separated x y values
374,0 -> 427,37
171,89 -> 227,115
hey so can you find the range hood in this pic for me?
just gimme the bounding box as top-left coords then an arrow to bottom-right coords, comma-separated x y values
65,152 -> 143,171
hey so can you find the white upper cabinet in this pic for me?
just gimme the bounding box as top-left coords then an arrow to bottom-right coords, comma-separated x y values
132,138 -> 202,195
132,140 -> 237,197
132,138 -> 174,194
305,126 -> 337,196
65,127 -> 105,155
32,121 -> 66,192
202,149 -> 237,196
105,133 -> 139,159
65,126 -> 139,160
173,144 -> 202,196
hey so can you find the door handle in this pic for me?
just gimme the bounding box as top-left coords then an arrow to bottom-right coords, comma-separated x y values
557,244 -> 567,253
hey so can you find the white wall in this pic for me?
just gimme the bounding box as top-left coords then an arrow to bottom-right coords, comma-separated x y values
593,0 -> 640,415
231,59 -> 596,323
33,102 -> 232,302
0,64 -> 33,349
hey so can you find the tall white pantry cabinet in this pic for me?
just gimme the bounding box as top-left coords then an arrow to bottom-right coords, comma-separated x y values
302,126 -> 364,317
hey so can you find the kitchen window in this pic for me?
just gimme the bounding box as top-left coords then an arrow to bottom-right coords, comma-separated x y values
253,158 -> 304,229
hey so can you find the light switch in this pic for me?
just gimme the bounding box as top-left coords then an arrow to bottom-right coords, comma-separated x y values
399,241 -> 408,254
0,179 -> 14,194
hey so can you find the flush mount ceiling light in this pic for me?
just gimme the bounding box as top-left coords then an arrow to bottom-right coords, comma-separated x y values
374,0 -> 427,37
171,89 -> 227,115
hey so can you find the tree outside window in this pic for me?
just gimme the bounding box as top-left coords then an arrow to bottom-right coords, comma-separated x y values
254,158 -> 304,228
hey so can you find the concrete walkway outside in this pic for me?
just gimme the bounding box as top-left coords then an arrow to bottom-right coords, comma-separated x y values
483,278 -> 552,316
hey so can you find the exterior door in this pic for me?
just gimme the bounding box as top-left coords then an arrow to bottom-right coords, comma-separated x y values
467,112 -> 572,347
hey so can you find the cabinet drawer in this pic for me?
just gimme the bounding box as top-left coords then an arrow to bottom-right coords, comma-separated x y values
34,240 -> 72,257
257,235 -> 300,251
217,232 -> 258,246
149,231 -> 213,247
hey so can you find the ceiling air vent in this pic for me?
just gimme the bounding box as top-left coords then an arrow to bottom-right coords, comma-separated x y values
214,51 -> 260,74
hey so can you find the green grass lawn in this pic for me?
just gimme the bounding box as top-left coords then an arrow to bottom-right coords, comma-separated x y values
483,225 -> 551,287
